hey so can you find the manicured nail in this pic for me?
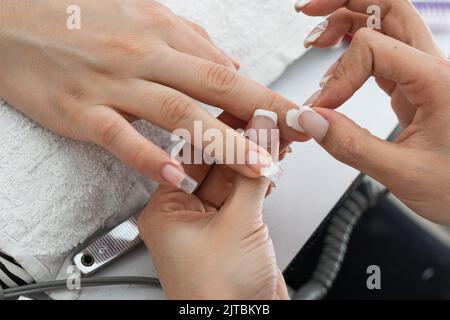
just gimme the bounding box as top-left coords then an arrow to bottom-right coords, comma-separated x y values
319,75 -> 333,88
246,150 -> 282,182
161,163 -> 198,194
252,109 -> 280,162
253,109 -> 278,127
320,60 -> 339,88
220,49 -> 241,70
295,0 -> 312,12
297,106 -> 330,142
286,105 -> 328,137
304,20 -> 328,48
305,89 -> 322,106
286,108 -> 306,132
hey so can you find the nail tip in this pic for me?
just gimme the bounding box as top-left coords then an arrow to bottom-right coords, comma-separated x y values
286,109 -> 305,133
253,109 -> 278,125
261,162 -> 283,183
180,176 -> 199,194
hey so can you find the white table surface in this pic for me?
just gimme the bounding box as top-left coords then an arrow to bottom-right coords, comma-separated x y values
79,33 -> 450,300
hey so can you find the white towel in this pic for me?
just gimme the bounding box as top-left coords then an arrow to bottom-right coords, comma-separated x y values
0,0 -> 319,282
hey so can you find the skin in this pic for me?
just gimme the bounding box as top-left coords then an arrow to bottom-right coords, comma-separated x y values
298,0 -> 450,225
0,0 -> 308,190
138,113 -> 289,299
140,0 -> 450,300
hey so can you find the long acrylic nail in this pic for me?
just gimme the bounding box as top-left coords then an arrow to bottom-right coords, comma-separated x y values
297,106 -> 330,142
304,89 -> 322,106
252,109 -> 280,163
246,149 -> 282,182
304,19 -> 328,48
295,0 -> 312,12
320,60 -> 339,88
252,109 -> 278,128
319,75 -> 332,88
161,163 -> 198,194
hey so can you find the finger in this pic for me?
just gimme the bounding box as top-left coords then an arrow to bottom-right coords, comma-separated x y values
195,165 -> 236,208
144,48 -> 311,143
83,105 -> 198,194
170,17 -> 237,70
116,79 -> 277,180
297,107 -> 413,189
296,0 -> 396,17
220,109 -> 279,222
193,112 -> 244,207
312,29 -> 441,112
375,77 -> 417,128
304,9 -> 368,49
297,0 -> 445,57
177,16 -> 240,69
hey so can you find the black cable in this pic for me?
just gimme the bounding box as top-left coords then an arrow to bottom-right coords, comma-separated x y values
1,276 -> 161,300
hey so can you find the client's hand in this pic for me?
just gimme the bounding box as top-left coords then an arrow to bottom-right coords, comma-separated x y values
138,112 -> 289,300
0,0 -> 305,192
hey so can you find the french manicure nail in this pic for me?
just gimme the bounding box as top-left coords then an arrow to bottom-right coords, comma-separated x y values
297,106 -> 330,142
161,163 -> 198,194
304,20 -> 328,48
286,108 -> 306,132
253,109 -> 278,127
304,89 -> 322,106
246,150 -> 282,181
295,0 -> 312,12
319,75 -> 333,88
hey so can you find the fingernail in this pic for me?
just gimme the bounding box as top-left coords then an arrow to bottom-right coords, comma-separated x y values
252,109 -> 280,162
286,108 -> 305,132
319,75 -> 333,88
297,106 -> 330,142
246,150 -> 282,182
221,49 -> 241,70
304,19 -> 328,48
320,60 -> 339,87
295,0 -> 312,12
304,89 -> 322,106
161,163 -> 198,194
253,109 -> 278,128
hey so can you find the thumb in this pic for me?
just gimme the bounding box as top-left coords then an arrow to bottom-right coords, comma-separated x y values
221,174 -> 270,222
219,109 -> 279,223
299,107 -> 410,188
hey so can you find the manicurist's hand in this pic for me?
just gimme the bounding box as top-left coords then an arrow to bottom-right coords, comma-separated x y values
138,111 -> 289,300
296,0 -> 446,128
289,28 -> 450,226
290,0 -> 450,225
0,0 -> 305,192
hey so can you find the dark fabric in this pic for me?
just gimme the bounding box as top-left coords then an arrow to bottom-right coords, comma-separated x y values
326,197 -> 450,299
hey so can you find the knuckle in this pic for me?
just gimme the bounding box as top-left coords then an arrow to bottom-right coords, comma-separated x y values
353,27 -> 374,44
192,23 -> 209,38
201,63 -> 238,95
260,91 -> 280,113
95,117 -> 126,148
128,140 -> 148,169
144,3 -> 178,30
160,95 -> 196,127
326,132 -> 364,167
103,35 -> 154,56
212,53 -> 232,67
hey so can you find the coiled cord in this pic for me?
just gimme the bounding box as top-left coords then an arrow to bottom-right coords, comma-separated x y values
294,178 -> 385,300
